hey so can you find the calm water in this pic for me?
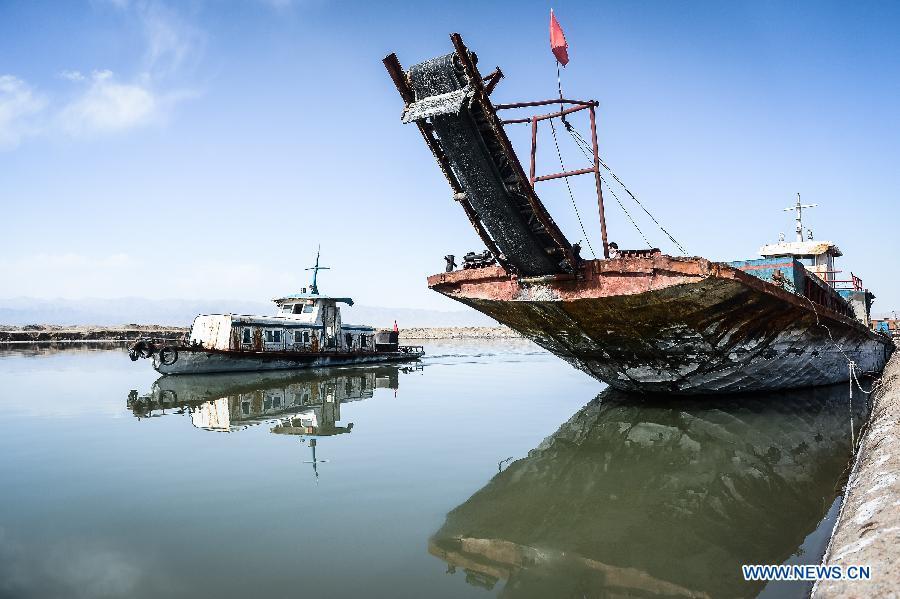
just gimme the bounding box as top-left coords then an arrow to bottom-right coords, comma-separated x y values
0,341 -> 862,598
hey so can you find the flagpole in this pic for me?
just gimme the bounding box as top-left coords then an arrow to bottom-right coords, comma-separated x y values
556,60 -> 564,120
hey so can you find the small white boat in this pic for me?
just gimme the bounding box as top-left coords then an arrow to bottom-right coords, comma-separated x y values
129,251 -> 423,375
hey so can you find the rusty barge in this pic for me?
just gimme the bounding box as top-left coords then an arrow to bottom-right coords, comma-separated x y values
385,34 -> 892,393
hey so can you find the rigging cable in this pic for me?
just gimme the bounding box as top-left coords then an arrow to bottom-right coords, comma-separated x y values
599,173 -> 653,248
548,115 -> 597,258
564,123 -> 688,255
558,127 -> 651,248
551,60 -> 594,258
553,57 -> 684,255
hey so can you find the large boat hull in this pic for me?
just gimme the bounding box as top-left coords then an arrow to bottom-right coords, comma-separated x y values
152,348 -> 422,375
428,256 -> 893,393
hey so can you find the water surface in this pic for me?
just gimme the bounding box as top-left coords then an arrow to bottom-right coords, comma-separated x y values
0,341 -> 860,598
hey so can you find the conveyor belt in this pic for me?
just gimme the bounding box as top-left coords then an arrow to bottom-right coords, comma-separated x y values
387,38 -> 574,277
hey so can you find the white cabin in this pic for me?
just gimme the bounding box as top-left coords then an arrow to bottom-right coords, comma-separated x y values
188,289 -> 376,353
759,240 -> 842,286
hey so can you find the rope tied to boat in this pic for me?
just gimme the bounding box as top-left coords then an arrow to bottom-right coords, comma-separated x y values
815,354 -> 890,589
849,361 -> 856,449
801,293 -> 887,457
802,294 -> 882,393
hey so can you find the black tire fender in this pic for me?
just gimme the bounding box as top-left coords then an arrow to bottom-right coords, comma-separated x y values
159,346 -> 179,366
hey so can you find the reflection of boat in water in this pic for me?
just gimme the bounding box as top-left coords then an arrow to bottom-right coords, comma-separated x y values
430,384 -> 863,598
127,365 -> 413,435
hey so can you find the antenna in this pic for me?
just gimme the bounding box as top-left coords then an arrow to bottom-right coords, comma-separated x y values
303,438 -> 329,483
783,193 -> 817,242
304,245 -> 330,294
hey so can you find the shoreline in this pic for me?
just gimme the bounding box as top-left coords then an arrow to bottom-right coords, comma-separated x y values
813,350 -> 900,597
0,325 -> 187,344
0,324 -> 521,344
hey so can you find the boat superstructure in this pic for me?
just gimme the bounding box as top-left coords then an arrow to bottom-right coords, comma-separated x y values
385,34 -> 892,393
130,251 -> 423,375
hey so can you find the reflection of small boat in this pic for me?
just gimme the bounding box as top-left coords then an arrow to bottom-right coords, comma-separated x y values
127,364 -> 410,435
430,384 -> 861,598
129,250 -> 424,374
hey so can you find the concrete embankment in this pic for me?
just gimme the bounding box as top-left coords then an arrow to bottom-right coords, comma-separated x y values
0,325 -> 520,343
814,350 -> 900,598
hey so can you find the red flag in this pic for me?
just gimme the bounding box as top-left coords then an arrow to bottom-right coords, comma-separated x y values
550,9 -> 569,66
393,320 -> 399,333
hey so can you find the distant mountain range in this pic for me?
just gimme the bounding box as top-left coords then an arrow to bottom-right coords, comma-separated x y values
0,297 -> 497,328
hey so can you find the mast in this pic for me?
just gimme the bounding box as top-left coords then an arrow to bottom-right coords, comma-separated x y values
304,438 -> 329,482
784,193 -> 817,242
305,245 -> 330,295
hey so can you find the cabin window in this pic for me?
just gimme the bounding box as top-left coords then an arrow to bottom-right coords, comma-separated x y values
241,401 -> 250,415
361,335 -> 367,348
292,304 -> 303,314
345,332 -> 353,348
265,330 -> 283,343
303,304 -> 314,313
274,330 -> 281,343
242,328 -> 251,344
302,331 -> 309,343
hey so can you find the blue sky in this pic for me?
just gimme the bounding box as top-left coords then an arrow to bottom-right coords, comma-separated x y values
1,0 -> 898,313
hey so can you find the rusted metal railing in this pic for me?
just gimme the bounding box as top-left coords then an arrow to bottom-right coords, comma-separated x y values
824,270 -> 864,291
496,99 -> 609,258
